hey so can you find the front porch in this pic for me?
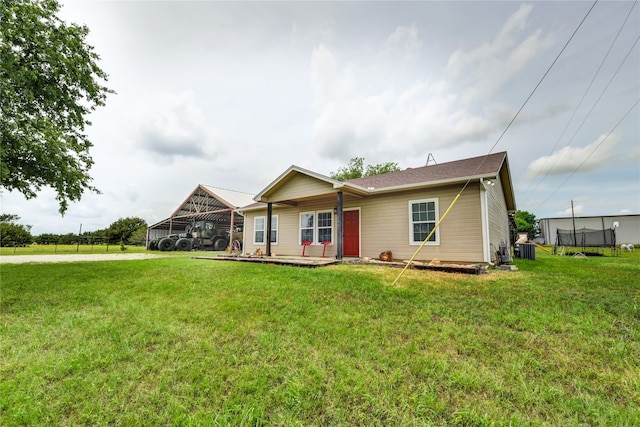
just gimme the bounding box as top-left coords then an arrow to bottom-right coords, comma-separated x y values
194,254 -> 488,274
193,254 -> 340,268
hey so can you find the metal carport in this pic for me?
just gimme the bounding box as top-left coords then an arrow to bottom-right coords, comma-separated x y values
146,185 -> 256,249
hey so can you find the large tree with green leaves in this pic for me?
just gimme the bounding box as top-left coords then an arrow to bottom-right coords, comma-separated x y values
106,217 -> 147,244
0,213 -> 33,246
330,157 -> 401,181
515,210 -> 540,238
0,0 -> 114,214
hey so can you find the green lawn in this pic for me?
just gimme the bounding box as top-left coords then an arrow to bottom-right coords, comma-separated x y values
1,249 -> 638,426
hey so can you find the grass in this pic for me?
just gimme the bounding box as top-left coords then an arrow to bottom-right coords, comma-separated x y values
1,248 -> 638,425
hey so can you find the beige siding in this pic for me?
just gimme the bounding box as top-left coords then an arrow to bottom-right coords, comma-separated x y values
246,185 -> 486,262
486,178 -> 511,260
268,173 -> 336,202
243,200 -> 340,258
357,185 -> 484,262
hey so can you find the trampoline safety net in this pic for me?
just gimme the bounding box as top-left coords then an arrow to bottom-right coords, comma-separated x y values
556,228 -> 616,247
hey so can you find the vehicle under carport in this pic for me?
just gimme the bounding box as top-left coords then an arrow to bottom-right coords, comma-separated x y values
147,185 -> 255,252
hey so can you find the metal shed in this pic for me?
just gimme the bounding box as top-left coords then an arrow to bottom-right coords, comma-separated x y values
539,214 -> 640,246
146,185 -> 256,249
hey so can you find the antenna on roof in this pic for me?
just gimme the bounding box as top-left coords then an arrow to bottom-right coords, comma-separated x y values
425,153 -> 437,166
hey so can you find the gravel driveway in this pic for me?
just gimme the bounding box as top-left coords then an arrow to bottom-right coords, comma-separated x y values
0,253 -> 168,264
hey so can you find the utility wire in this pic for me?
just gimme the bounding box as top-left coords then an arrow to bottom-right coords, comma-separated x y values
524,0 -> 638,199
392,0 -> 599,285
533,97 -> 639,208
458,0 -> 599,193
528,34 -> 639,209
527,34 -> 639,205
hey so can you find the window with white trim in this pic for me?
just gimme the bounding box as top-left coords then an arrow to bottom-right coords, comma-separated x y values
254,215 -> 278,245
317,211 -> 333,243
254,217 -> 265,244
299,211 -> 334,244
300,212 -> 314,243
409,199 -> 439,245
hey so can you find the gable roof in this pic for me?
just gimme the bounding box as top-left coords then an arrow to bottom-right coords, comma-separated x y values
243,151 -> 515,212
171,185 -> 255,217
200,185 -> 256,210
346,152 -> 508,190
149,185 -> 255,230
252,165 -> 369,203
347,151 -> 516,212
255,165 -> 342,199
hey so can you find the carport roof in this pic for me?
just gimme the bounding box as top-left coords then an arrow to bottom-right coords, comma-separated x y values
148,185 -> 256,231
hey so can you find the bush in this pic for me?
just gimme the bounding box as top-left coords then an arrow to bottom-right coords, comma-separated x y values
0,222 -> 33,247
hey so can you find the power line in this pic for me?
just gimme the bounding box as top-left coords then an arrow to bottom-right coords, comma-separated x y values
523,0 -> 638,199
460,0 -> 599,193
525,34 -> 639,201
525,34 -> 639,208
533,97 -> 640,209
393,1 -> 599,285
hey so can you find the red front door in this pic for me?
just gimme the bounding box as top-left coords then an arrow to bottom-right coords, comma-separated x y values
343,210 -> 360,257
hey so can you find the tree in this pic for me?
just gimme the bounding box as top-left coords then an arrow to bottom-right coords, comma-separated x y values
107,217 -> 147,244
330,157 -> 365,181
330,157 -> 401,181
129,227 -> 148,246
515,210 -> 540,238
364,162 -> 401,177
0,213 -> 33,246
0,0 -> 114,214
57,233 -> 77,244
34,233 -> 60,244
0,213 -> 21,223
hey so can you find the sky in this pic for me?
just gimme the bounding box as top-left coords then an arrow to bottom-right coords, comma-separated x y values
3,0 -> 639,235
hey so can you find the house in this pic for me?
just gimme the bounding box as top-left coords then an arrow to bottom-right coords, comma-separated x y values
238,152 -> 516,263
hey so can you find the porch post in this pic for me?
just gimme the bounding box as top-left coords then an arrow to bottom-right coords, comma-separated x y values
337,191 -> 343,260
266,202 -> 273,257
229,209 -> 235,248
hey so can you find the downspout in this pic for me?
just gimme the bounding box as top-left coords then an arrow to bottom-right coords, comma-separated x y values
480,178 -> 491,263
229,209 -> 235,252
336,191 -> 343,260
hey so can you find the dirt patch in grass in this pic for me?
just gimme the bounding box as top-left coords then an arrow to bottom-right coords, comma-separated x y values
0,253 -> 168,264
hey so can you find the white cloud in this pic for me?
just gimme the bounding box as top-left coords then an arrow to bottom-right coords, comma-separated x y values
7,1 -> 637,235
384,24 -> 422,61
526,133 -> 620,178
446,4 -> 553,103
557,201 -> 585,216
446,4 -> 534,74
132,91 -> 217,162
310,44 -> 338,103
309,5 -> 558,164
312,96 -> 388,159
627,143 -> 640,162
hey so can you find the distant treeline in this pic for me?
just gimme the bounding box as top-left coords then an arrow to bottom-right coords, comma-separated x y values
1,215 -> 148,247
33,233 -> 144,246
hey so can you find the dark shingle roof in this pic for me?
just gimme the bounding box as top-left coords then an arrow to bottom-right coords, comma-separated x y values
345,152 -> 507,189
